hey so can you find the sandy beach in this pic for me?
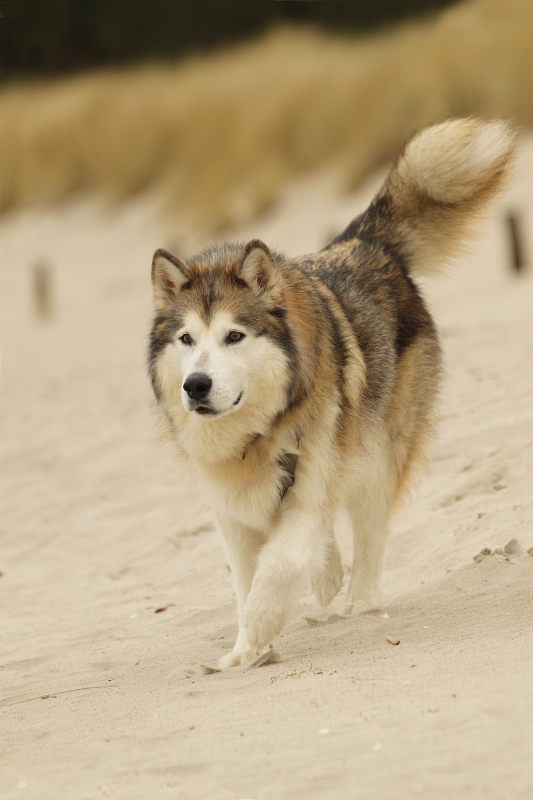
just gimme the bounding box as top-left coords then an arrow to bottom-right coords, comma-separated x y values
1,139 -> 532,800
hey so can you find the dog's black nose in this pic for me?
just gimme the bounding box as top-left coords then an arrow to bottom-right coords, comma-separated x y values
183,373 -> 212,401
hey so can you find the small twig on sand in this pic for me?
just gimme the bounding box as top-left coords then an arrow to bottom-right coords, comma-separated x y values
0,684 -> 118,708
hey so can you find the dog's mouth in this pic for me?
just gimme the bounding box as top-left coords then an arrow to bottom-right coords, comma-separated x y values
191,392 -> 243,417
194,404 -> 216,416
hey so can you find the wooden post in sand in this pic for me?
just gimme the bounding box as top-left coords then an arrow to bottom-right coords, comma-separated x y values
507,213 -> 527,273
33,261 -> 53,320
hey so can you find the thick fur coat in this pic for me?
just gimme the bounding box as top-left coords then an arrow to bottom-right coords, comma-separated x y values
148,118 -> 514,667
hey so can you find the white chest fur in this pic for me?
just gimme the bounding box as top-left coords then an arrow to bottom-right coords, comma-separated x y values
196,449 -> 290,531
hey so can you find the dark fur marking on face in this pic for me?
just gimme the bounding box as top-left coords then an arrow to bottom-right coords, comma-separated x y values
266,318 -> 303,413
230,275 -> 249,290
147,312 -> 183,400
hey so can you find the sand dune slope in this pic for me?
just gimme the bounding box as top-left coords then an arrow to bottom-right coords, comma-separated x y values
1,144 -> 532,799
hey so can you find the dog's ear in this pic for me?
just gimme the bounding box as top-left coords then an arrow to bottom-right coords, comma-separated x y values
239,240 -> 283,306
151,249 -> 189,312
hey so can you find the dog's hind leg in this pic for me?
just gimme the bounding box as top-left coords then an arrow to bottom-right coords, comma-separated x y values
218,521 -> 265,668
343,481 -> 393,614
310,526 -> 343,607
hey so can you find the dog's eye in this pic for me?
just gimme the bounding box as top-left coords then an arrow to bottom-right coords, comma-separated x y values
179,333 -> 193,345
227,331 -> 245,344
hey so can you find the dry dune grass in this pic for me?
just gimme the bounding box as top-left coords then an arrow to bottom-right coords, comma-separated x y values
1,0 -> 532,232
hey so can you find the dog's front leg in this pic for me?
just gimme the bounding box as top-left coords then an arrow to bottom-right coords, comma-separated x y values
218,520 -> 266,668
243,505 -> 327,652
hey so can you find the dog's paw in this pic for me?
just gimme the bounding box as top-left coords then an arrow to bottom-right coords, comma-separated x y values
244,617 -> 278,652
342,599 -> 368,616
343,595 -> 381,616
219,647 -> 257,669
244,600 -> 286,651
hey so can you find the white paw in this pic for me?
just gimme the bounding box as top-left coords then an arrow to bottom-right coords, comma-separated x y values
244,594 -> 289,651
219,647 -> 257,669
243,571 -> 295,650
244,616 -> 278,652
343,590 -> 383,616
342,599 -> 372,616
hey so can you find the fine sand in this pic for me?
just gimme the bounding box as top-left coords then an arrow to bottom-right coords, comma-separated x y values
1,143 -> 532,800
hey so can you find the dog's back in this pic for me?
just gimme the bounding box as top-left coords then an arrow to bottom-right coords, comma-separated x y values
293,118 -> 515,503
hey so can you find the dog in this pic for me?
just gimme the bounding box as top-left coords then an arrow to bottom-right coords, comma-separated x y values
148,118 -> 514,668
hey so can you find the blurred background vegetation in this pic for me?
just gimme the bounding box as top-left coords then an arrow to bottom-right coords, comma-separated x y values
1,0 -> 458,79
0,0 -> 530,233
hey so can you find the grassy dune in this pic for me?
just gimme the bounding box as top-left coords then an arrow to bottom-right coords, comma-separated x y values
1,0 -> 532,232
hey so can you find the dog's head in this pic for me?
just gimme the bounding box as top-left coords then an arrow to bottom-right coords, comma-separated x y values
148,241 -> 297,450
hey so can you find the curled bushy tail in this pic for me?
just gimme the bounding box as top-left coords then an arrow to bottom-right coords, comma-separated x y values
335,118 -> 516,275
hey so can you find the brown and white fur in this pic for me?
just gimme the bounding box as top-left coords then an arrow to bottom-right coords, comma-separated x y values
148,118 -> 515,668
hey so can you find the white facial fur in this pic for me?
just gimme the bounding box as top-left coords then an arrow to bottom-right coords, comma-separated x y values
161,310 -> 286,421
154,306 -> 291,466
177,310 -> 249,416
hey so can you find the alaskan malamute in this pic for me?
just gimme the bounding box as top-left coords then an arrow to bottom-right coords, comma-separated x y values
148,118 -> 514,667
